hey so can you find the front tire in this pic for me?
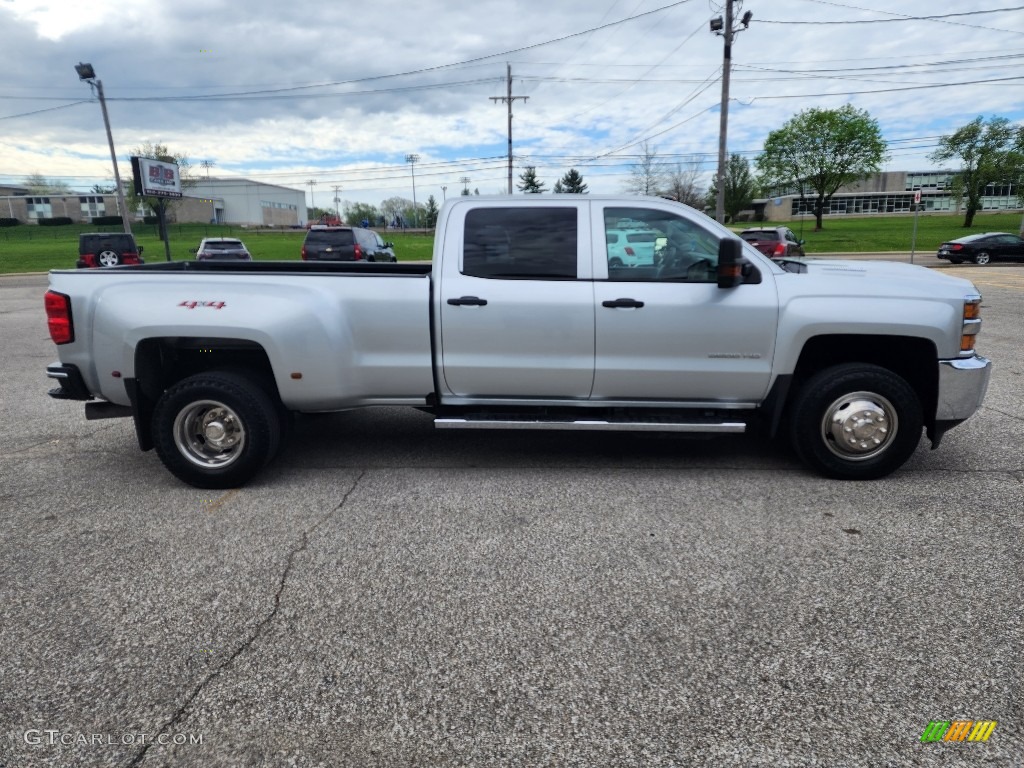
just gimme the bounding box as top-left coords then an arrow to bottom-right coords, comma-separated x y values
789,364 -> 923,480
152,371 -> 281,488
973,251 -> 991,265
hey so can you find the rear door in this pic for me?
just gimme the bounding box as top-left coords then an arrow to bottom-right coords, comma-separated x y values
437,201 -> 595,399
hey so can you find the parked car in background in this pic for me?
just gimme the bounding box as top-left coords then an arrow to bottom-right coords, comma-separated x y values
605,228 -> 659,267
193,237 -> 252,261
936,232 -> 1024,265
301,226 -> 396,262
77,232 -> 144,268
739,227 -> 806,259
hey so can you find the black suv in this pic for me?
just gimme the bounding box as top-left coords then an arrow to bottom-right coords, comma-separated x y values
77,232 -> 144,268
301,226 -> 396,262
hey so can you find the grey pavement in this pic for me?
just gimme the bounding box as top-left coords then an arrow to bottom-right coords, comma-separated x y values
0,270 -> 1021,767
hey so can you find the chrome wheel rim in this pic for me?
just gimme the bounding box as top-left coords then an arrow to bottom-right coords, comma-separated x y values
173,399 -> 246,468
975,252 -> 990,265
98,250 -> 119,267
820,390 -> 898,461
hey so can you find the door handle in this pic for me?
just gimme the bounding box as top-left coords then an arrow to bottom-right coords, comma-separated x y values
602,298 -> 644,308
447,296 -> 488,306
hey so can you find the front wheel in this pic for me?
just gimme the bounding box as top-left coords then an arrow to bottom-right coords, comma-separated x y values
152,371 -> 282,488
973,251 -> 991,265
789,364 -> 923,480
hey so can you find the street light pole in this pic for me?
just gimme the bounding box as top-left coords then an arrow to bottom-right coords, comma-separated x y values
75,63 -> 132,237
406,154 -> 420,228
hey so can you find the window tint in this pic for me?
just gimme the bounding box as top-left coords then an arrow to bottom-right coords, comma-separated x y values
463,207 -> 577,279
605,206 -> 719,283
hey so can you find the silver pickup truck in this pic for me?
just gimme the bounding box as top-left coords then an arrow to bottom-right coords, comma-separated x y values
45,196 -> 991,488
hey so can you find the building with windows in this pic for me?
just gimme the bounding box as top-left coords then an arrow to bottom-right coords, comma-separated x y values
0,177 -> 306,227
756,170 -> 1022,222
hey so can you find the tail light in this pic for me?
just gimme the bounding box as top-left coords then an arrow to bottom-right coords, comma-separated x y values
625,247 -> 635,257
81,252 -> 97,268
960,294 -> 982,354
301,245 -> 308,260
354,244 -> 363,260
45,290 -> 74,344
950,244 -> 964,252
773,242 -> 786,257
123,253 -> 141,265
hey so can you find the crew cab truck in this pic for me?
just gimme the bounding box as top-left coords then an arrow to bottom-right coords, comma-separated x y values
45,196 -> 992,488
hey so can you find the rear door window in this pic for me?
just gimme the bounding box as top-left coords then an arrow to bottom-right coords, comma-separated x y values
463,207 -> 577,279
306,230 -> 354,246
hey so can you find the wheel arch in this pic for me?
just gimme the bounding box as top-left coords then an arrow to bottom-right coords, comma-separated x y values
128,337 -> 278,451
769,334 -> 938,435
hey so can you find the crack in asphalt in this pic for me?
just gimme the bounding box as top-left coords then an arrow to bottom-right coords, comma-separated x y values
124,469 -> 367,768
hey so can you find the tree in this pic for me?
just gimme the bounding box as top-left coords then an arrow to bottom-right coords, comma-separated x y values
90,183 -> 116,194
517,166 -> 546,193
705,154 -> 758,221
929,116 -> 1024,227
424,195 -> 439,228
756,106 -> 887,230
380,196 -> 417,227
623,142 -> 668,196
125,142 -> 195,241
552,180 -> 565,193
23,173 -> 72,194
661,157 -> 705,208
557,168 -> 588,194
343,201 -> 379,226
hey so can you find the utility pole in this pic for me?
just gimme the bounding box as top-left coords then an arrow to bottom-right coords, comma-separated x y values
490,63 -> 528,194
307,179 -> 317,213
710,2 -> 751,224
201,160 -> 215,223
459,176 -> 471,195
332,185 -> 342,222
405,154 -> 420,228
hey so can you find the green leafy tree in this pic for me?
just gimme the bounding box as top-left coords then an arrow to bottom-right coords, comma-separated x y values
623,142 -> 668,196
517,166 -> 546,193
558,168 -> 588,194
424,195 -> 440,228
343,201 -> 380,226
706,154 -> 758,221
756,106 -> 887,230
929,116 -> 1024,227
125,142 -> 195,240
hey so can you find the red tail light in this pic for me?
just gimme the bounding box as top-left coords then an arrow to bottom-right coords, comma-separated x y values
45,290 -> 74,344
773,242 -> 786,256
354,244 -> 363,260
81,253 -> 97,268
301,245 -> 308,260
625,247 -> 635,256
950,244 -> 964,252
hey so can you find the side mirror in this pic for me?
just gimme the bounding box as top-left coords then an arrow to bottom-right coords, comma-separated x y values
138,245 -> 145,255
798,239 -> 805,246
385,242 -> 394,248
717,238 -> 746,288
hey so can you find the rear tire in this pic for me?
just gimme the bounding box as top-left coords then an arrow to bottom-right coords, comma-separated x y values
973,251 -> 991,265
152,371 -> 281,488
789,363 -> 922,480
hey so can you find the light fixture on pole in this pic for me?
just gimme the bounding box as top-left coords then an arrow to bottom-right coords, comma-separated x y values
75,62 -> 132,236
441,185 -> 447,201
405,154 -> 420,228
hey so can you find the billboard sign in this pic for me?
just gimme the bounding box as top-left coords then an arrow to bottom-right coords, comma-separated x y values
131,156 -> 182,198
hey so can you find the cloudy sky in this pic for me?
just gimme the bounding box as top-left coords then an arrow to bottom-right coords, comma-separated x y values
2,0 -> 1022,211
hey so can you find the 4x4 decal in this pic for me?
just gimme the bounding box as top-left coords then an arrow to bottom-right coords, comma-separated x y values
178,301 -> 226,309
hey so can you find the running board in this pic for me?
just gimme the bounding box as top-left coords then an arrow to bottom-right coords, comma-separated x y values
435,417 -> 746,433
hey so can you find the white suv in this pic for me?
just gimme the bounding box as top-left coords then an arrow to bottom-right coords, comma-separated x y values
605,228 -> 660,267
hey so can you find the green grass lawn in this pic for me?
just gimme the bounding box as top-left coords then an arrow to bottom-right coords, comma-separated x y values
0,212 -> 1020,274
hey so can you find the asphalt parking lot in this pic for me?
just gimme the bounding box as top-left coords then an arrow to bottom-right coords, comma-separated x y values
1,265 -> 1022,767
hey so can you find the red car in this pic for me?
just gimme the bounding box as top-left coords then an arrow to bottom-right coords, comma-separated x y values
739,227 -> 806,259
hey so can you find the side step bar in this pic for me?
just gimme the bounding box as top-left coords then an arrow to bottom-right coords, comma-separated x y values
435,417 -> 746,434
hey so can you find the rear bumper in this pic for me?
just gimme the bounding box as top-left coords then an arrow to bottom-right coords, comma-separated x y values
936,355 -> 991,421
46,362 -> 93,400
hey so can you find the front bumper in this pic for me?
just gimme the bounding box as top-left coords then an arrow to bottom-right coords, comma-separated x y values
936,355 -> 991,421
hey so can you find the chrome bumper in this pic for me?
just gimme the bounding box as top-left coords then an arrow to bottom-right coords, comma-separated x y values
936,356 -> 991,421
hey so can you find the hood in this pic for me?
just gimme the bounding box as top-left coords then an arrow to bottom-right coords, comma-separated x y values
790,258 -> 980,297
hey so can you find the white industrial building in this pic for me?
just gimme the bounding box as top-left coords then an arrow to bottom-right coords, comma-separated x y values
186,178 -> 306,227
